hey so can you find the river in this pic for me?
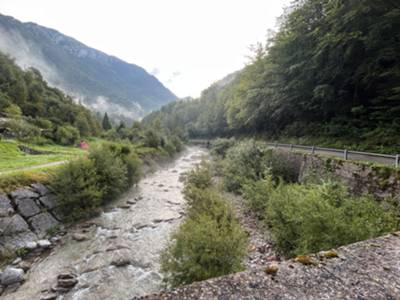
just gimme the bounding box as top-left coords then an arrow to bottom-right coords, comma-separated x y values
4,146 -> 207,300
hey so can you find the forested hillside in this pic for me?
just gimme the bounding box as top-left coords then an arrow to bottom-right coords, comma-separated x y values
144,0 -> 400,152
0,52 -> 101,144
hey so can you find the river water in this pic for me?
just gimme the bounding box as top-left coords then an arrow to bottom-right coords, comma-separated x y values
4,146 -> 207,300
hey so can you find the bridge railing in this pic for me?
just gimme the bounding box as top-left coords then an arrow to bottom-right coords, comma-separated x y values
266,142 -> 400,168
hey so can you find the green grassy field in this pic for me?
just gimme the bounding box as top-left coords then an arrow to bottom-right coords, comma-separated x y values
0,139 -> 85,173
0,138 -> 169,193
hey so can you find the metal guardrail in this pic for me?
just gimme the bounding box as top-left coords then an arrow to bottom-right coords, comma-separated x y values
187,139 -> 400,167
266,142 -> 400,168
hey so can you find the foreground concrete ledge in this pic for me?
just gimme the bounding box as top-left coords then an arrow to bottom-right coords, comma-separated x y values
140,232 -> 400,299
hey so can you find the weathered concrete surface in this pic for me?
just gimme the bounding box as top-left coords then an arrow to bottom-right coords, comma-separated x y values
141,232 -> 400,300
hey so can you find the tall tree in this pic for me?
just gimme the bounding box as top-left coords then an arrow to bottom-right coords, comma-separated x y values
102,113 -> 112,131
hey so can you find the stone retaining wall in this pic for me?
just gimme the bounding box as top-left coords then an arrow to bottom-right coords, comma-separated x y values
0,184 -> 62,254
275,150 -> 400,201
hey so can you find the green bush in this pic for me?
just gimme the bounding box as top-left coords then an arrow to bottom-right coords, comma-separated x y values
51,158 -> 102,221
260,150 -> 300,183
185,187 -> 230,219
89,145 -> 128,202
161,188 -> 247,287
170,135 -> 183,152
143,129 -> 162,148
163,139 -> 177,156
210,138 -> 235,158
220,140 -> 300,193
32,117 -> 53,130
163,135 -> 184,156
54,125 -> 80,146
161,163 -> 248,287
222,140 -> 267,193
97,141 -> 142,187
27,136 -> 52,146
265,181 -> 398,256
121,151 -> 142,187
183,161 -> 213,191
242,175 -> 275,218
4,104 -> 22,117
1,119 -> 41,141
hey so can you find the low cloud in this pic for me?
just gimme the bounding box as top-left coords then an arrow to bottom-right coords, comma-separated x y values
150,67 -> 160,76
87,96 -> 143,120
167,70 -> 181,83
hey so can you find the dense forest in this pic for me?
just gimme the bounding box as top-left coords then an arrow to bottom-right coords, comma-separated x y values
144,0 -> 400,152
0,52 -> 102,144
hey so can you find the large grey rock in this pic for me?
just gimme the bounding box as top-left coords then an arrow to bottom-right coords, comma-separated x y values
29,212 -> 59,237
0,194 -> 14,217
25,241 -> 38,250
1,267 -> 24,286
0,214 -> 29,235
15,198 -> 41,218
111,250 -> 132,267
1,232 -> 38,251
10,188 -> 39,201
37,239 -> 51,248
38,194 -> 58,210
0,215 -> 37,251
31,183 -> 49,196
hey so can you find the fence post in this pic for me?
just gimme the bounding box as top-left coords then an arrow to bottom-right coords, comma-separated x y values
290,144 -> 293,151
396,154 -> 399,168
311,146 -> 315,154
344,149 -> 348,160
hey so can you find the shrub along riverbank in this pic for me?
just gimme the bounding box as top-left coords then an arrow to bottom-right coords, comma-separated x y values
161,162 -> 248,287
49,138 -> 183,222
211,138 -> 399,257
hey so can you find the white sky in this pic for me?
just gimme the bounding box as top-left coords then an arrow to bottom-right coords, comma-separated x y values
1,0 -> 291,98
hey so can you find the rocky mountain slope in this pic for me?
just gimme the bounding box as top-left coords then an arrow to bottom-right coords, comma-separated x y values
0,14 -> 177,121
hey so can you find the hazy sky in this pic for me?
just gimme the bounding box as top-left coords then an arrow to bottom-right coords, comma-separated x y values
1,0 -> 291,98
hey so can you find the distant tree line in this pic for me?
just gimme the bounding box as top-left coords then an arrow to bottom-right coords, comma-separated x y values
143,0 -> 400,152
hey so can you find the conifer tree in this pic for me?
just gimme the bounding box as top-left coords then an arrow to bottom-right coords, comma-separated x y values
102,113 -> 112,131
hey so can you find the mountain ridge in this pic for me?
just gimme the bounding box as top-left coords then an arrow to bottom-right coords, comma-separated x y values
0,13 -> 177,121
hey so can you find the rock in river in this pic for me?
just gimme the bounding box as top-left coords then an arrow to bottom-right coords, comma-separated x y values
57,273 -> 78,289
72,233 -> 89,242
37,239 -> 51,249
1,267 -> 24,286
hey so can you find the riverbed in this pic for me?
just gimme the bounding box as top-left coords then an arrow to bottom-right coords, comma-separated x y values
4,146 -> 207,300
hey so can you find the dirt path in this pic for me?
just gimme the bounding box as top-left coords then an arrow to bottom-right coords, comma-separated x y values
0,160 -> 68,175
